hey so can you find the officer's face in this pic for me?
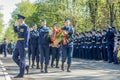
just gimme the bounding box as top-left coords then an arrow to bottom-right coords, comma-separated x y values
41,21 -> 46,26
65,20 -> 70,27
92,31 -> 95,35
33,26 -> 37,30
18,19 -> 24,24
54,24 -> 58,28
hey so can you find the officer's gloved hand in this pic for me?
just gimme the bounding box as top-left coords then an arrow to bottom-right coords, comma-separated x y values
15,21 -> 19,26
24,48 -> 28,51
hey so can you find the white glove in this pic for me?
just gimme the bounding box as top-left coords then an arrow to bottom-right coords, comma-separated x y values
15,21 -> 19,26
24,48 -> 28,51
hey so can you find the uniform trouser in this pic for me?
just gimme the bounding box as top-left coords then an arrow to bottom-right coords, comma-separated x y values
73,45 -> 76,58
96,45 -> 102,60
3,50 -> 7,57
39,45 -> 49,65
10,48 -> 13,54
12,47 -> 26,77
113,52 -> 118,63
102,46 -> 108,61
88,47 -> 92,60
31,46 -> 39,63
8,48 -> 13,54
51,47 -> 60,62
84,46 -> 87,59
28,46 -> 31,61
81,45 -> 84,59
62,46 -> 73,65
85,47 -> 88,59
87,45 -> 91,59
75,46 -> 79,58
78,46 -> 82,58
107,43 -> 114,63
82,48 -> 85,59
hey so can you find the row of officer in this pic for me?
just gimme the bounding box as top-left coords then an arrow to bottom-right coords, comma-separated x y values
73,30 -> 108,61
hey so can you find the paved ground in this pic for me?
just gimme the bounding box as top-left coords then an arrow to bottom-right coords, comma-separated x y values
1,54 -> 120,80
0,56 -> 11,80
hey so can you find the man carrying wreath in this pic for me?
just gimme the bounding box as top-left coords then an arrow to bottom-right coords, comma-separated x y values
51,22 -> 61,68
61,18 -> 74,72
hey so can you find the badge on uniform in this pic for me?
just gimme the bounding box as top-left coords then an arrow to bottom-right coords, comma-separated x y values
20,29 -> 24,32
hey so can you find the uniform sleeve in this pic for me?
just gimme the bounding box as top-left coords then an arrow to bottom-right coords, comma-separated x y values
13,25 -> 19,33
24,26 -> 30,48
113,42 -> 118,52
69,28 -> 74,40
68,27 -> 74,35
30,31 -> 34,39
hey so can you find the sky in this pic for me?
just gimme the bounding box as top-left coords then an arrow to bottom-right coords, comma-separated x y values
0,0 -> 36,28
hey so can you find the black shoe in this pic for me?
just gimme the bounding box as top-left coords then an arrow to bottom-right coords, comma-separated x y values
56,66 -> 59,68
67,69 -> 71,72
51,60 -> 54,68
41,70 -> 44,73
36,65 -> 40,69
45,65 -> 48,73
26,65 -> 29,74
14,75 -> 23,78
36,63 -> 40,69
45,70 -> 48,73
67,64 -> 71,72
41,64 -> 44,73
56,61 -> 59,68
61,62 -> 64,71
113,62 -> 119,64
31,64 -> 35,68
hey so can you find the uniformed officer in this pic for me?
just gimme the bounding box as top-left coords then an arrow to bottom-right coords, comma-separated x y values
87,32 -> 92,60
38,19 -> 50,73
51,22 -> 60,68
2,38 -> 8,57
96,31 -> 102,60
28,28 -> 33,66
61,19 -> 74,72
73,34 -> 79,58
30,24 -> 39,68
101,30 -> 108,61
8,40 -> 14,55
106,26 -> 115,63
84,32 -> 88,59
81,33 -> 85,59
91,30 -> 97,60
12,14 -> 30,78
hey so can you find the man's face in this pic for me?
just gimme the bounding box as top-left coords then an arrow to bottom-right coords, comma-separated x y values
41,21 -> 46,26
92,31 -> 95,35
32,26 -> 37,30
54,24 -> 58,28
18,19 -> 24,24
65,20 -> 70,27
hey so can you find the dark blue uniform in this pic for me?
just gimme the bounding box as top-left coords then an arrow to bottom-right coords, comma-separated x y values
61,26 -> 74,72
38,26 -> 50,72
102,35 -> 108,61
91,35 -> 97,60
12,23 -> 30,77
81,36 -> 85,59
87,36 -> 92,59
106,30 -> 115,63
51,46 -> 60,68
28,37 -> 32,66
30,30 -> 39,68
73,36 -> 79,58
96,36 -> 102,60
2,41 -> 7,57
